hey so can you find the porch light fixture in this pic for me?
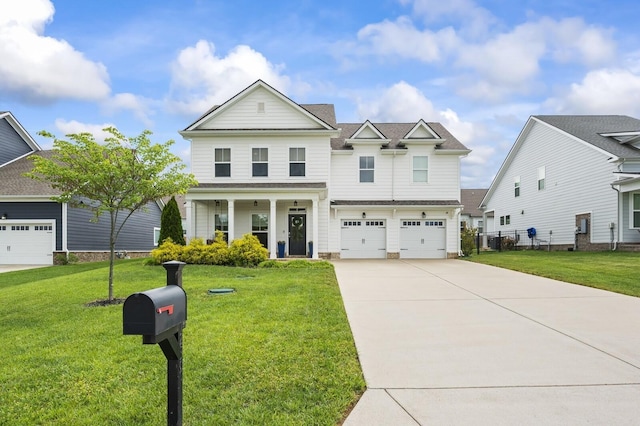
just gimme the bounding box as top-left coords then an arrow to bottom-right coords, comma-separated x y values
294,200 -> 298,206
362,212 -> 366,219
215,200 -> 220,207
254,200 -> 258,207
421,212 -> 426,219
1,213 -> 6,220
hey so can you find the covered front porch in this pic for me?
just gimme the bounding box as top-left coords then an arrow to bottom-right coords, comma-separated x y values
185,183 -> 327,259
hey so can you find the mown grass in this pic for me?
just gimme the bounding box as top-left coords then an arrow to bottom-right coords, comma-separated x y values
465,250 -> 640,297
0,260 -> 365,425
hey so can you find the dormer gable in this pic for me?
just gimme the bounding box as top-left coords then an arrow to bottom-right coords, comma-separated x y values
344,120 -> 390,146
0,112 -> 42,168
181,80 -> 337,135
399,120 -> 446,146
600,131 -> 640,149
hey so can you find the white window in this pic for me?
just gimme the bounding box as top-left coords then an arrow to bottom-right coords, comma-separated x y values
413,156 -> 428,182
360,156 -> 374,183
215,148 -> 231,177
514,175 -> 520,197
632,193 -> 640,228
538,166 -> 545,191
252,213 -> 269,248
289,147 -> 305,177
215,213 -> 228,241
154,227 -> 160,246
252,148 -> 268,177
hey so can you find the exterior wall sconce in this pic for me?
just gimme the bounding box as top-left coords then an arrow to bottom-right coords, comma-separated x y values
362,212 -> 366,219
421,212 -> 426,219
254,200 -> 258,207
1,213 -> 6,220
521,210 -> 524,215
215,200 -> 220,207
294,200 -> 298,206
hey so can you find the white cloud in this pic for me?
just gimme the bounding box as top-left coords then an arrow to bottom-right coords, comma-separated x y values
54,119 -> 116,143
404,0 -> 497,37
166,40 -> 292,116
102,93 -> 154,127
545,68 -> 640,116
0,0 -> 111,103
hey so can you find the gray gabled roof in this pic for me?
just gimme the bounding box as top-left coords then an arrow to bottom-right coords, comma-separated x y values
534,115 -> 640,159
461,189 -> 488,217
331,122 -> 468,151
0,151 -> 59,196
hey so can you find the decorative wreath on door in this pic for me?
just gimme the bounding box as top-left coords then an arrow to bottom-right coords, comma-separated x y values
290,216 -> 304,240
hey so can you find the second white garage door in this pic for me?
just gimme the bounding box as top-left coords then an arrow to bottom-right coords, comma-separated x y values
340,220 -> 386,259
0,222 -> 54,265
399,219 -> 446,258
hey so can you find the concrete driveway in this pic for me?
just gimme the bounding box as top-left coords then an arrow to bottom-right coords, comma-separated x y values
334,259 -> 640,425
0,264 -> 50,273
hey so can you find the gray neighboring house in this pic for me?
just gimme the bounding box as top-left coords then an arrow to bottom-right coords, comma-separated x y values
480,115 -> 640,251
0,111 -> 163,265
460,189 -> 488,233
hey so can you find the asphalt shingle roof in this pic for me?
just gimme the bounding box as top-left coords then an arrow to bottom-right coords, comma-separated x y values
461,189 -> 488,217
0,151 -> 59,196
534,115 -> 640,159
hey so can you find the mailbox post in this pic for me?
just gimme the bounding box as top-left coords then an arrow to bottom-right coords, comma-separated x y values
123,261 -> 187,426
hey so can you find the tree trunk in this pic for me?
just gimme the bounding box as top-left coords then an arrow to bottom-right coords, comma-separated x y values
108,211 -> 116,301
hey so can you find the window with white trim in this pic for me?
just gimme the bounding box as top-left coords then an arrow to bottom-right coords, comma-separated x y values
215,148 -> 231,177
632,193 -> 640,228
413,156 -> 428,182
215,213 -> 228,241
538,166 -> 545,190
514,175 -> 520,197
289,147 -> 305,177
252,148 -> 268,177
359,156 -> 374,183
154,227 -> 160,246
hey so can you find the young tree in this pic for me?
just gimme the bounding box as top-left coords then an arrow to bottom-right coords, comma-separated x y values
159,195 -> 186,245
27,127 -> 198,302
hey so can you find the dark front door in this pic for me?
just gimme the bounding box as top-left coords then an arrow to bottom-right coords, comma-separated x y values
288,214 -> 306,256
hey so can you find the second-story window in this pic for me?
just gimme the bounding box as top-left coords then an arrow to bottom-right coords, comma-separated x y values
359,156 -> 374,183
514,175 -> 520,197
252,148 -> 268,177
215,148 -> 231,177
413,156 -> 428,183
538,166 -> 546,190
289,147 -> 305,177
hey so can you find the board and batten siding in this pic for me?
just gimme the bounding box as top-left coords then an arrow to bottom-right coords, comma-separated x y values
191,135 -> 330,183
67,201 -> 162,251
200,87 -> 322,130
0,202 -> 62,249
0,119 -> 33,165
330,145 -> 460,201
485,120 -> 618,245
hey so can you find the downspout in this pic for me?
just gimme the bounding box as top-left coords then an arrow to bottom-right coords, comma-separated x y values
610,183 -> 620,251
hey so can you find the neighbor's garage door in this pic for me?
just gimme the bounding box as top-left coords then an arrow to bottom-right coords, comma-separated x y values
0,223 -> 54,265
340,219 -> 386,259
399,219 -> 446,258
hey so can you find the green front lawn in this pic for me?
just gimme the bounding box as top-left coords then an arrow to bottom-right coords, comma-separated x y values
0,260 -> 365,425
465,250 -> 640,297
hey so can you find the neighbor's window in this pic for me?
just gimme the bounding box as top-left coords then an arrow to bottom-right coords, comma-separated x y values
478,220 -> 484,234
289,147 -> 305,177
153,227 -> 160,246
514,175 -> 520,197
252,148 -> 268,177
500,216 -> 504,226
215,148 -> 231,177
359,156 -> 375,183
505,215 -> 511,225
633,193 -> 640,228
413,156 -> 428,183
538,166 -> 546,190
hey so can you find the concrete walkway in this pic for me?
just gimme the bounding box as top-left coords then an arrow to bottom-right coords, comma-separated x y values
334,259 -> 640,425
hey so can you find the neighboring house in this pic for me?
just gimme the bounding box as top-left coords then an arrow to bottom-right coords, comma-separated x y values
179,80 -> 470,259
460,189 -> 488,233
0,111 -> 163,265
480,115 -> 640,250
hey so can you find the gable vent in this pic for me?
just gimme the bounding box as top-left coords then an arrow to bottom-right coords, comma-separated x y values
257,102 -> 265,113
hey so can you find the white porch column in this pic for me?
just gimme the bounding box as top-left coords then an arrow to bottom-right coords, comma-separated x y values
227,200 -> 235,243
186,201 -> 194,241
312,198 -> 319,259
269,199 -> 277,259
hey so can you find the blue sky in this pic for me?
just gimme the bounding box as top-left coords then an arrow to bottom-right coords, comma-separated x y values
2,0 -> 640,188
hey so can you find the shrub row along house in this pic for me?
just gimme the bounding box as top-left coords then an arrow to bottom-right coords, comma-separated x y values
180,80 -> 470,259
480,115 -> 640,251
0,111 -> 163,265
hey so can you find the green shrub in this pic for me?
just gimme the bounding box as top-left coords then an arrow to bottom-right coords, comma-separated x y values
229,234 -> 269,267
284,259 -> 312,268
182,237 -> 207,264
460,227 -> 477,256
149,237 -> 184,264
258,259 -> 284,268
203,231 -> 230,265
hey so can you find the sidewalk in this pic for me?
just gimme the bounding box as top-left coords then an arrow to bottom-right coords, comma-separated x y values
334,259 -> 640,425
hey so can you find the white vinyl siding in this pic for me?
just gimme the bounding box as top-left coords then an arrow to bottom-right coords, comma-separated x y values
413,156 -> 428,182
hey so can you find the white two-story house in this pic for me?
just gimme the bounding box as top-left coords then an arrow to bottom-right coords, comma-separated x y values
179,80 -> 470,259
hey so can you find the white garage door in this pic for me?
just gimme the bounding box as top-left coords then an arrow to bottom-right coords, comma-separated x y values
0,223 -> 54,265
399,219 -> 446,258
341,219 -> 386,259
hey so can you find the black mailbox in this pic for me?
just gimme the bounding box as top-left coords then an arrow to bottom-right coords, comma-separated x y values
123,285 -> 186,343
